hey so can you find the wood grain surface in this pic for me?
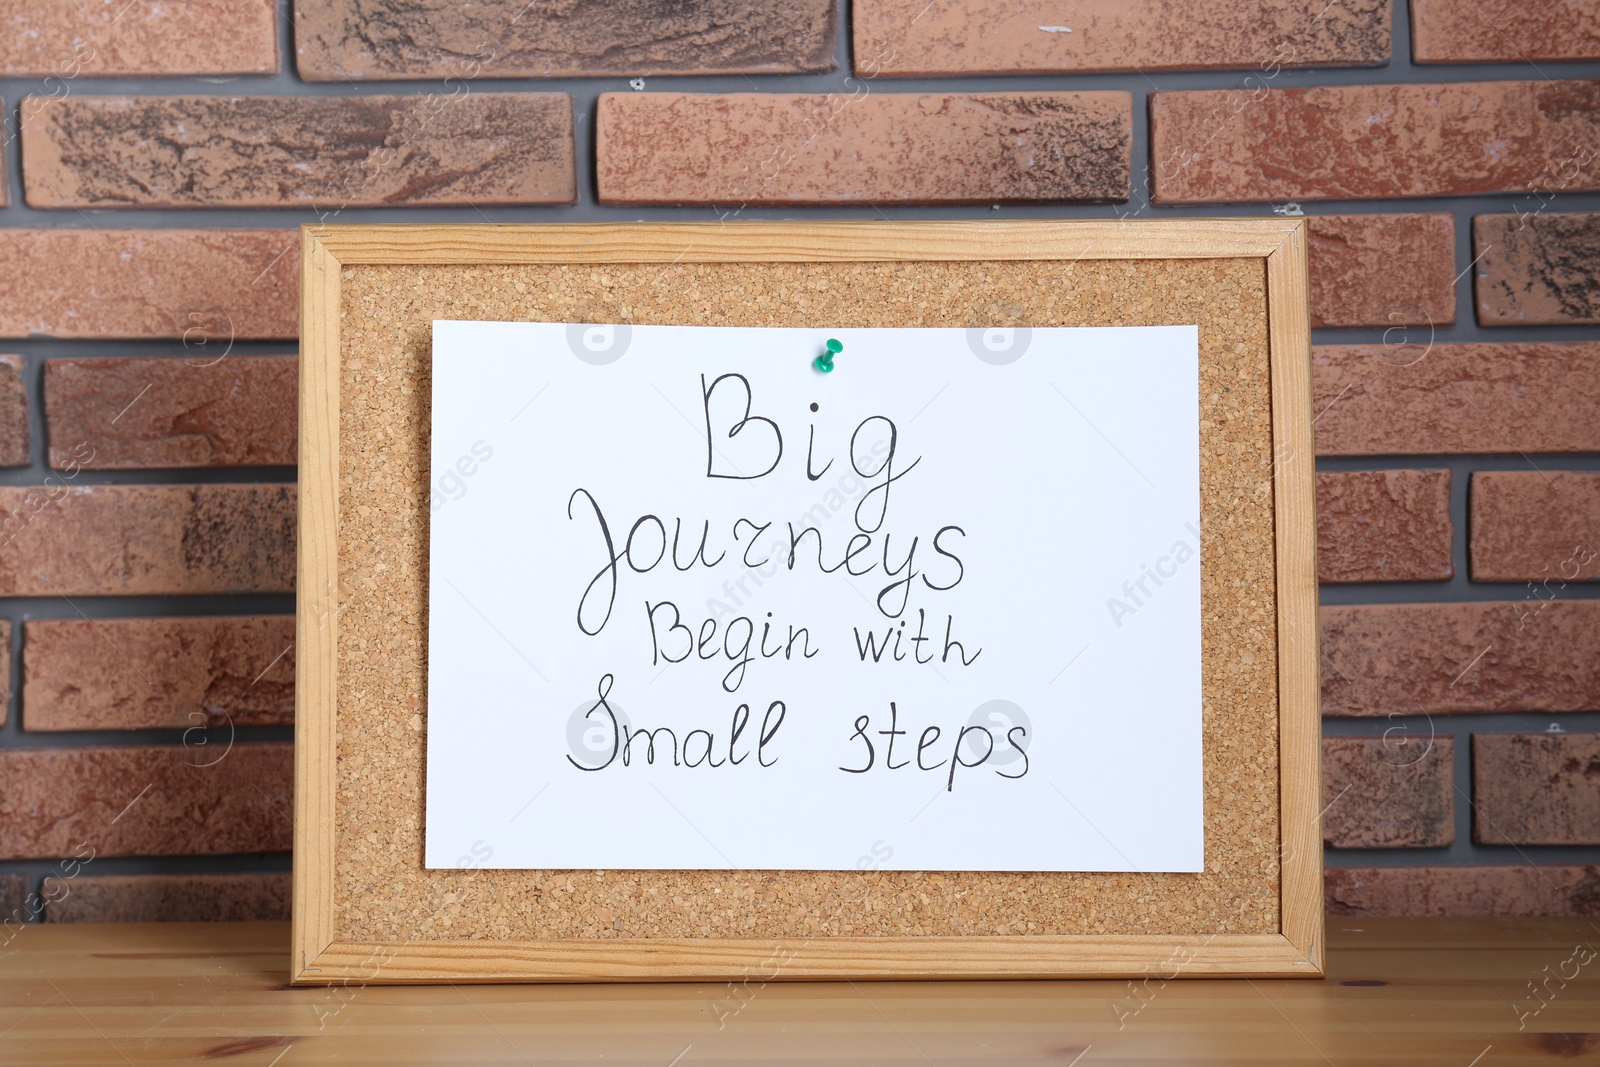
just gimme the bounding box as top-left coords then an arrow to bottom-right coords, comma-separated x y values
4,919 -> 1597,1064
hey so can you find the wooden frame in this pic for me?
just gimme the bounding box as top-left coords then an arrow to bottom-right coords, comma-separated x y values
293,219 -> 1320,983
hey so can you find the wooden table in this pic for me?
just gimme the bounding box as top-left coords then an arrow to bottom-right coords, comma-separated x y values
2,918 -> 1596,1064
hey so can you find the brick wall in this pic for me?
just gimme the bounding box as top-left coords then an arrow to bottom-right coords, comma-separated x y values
0,0 -> 1597,926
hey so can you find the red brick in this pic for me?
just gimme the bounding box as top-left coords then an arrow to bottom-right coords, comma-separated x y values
24,95 -> 575,209
1475,213 -> 1600,326
596,92 -> 1131,206
0,620 -> 10,729
1412,0 -> 1600,63
1470,472 -> 1600,583
24,617 -> 294,732
1473,733 -> 1600,846
294,0 -> 835,79
44,355 -> 296,470
1325,865 -> 1600,916
0,230 -> 296,340
0,875 -> 24,921
853,0 -> 1388,76
0,744 -> 292,859
1151,80 -> 1600,204
1313,342 -> 1600,456
1306,214 -> 1455,328
0,0 -> 277,76
0,485 -> 294,596
42,873 -> 290,922
1321,601 -> 1600,716
1323,736 -> 1455,848
1316,470 -> 1453,583
0,355 -> 28,467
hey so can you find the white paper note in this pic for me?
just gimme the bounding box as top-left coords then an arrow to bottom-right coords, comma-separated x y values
424,321 -> 1203,872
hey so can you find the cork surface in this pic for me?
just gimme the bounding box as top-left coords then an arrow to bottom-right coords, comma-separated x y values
333,256 -> 1280,942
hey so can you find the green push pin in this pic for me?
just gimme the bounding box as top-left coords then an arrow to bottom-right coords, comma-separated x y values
814,337 -> 842,373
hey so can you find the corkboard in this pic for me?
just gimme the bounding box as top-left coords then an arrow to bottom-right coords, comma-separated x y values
293,221 -> 1322,982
